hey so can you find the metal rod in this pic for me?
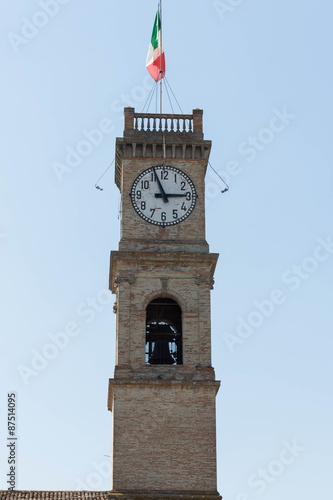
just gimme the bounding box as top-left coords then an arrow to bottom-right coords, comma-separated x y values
159,0 -> 162,113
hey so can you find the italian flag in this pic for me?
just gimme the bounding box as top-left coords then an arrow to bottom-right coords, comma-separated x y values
146,10 -> 165,82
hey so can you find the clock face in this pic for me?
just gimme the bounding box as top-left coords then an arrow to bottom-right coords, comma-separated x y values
130,165 -> 197,227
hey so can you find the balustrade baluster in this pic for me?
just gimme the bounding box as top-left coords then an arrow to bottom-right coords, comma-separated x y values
131,113 -> 195,134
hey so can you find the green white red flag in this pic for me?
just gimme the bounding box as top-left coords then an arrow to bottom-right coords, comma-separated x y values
146,10 -> 165,82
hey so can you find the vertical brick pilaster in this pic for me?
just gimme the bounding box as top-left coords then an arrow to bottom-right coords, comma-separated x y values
193,108 -> 203,135
116,281 -> 132,366
198,282 -> 212,367
124,106 -> 135,132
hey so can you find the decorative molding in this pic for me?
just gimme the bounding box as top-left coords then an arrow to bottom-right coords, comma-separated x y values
113,301 -> 118,314
194,273 -> 215,289
160,277 -> 168,292
114,274 -> 136,287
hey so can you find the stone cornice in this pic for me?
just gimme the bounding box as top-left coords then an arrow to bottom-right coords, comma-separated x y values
108,491 -> 222,500
108,378 -> 221,411
194,273 -> 215,289
114,274 -> 136,286
110,251 -> 218,292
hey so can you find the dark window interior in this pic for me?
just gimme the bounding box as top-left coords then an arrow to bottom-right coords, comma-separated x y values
145,298 -> 183,365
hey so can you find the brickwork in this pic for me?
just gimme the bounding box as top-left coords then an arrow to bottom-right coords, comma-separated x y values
110,251 -> 218,373
114,108 -> 212,254
119,157 -> 209,253
108,108 -> 220,497
110,381 -> 219,493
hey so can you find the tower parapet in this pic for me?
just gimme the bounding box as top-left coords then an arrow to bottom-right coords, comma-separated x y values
115,108 -> 211,190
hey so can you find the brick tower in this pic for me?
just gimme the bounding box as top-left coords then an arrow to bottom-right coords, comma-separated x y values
108,107 -> 221,500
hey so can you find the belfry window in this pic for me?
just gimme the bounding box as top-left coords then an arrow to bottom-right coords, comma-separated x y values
145,298 -> 182,365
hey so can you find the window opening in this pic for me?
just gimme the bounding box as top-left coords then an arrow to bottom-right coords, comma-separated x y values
145,298 -> 182,365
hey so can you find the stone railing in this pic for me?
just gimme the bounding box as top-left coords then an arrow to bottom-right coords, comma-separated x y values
134,113 -> 193,133
123,107 -> 203,137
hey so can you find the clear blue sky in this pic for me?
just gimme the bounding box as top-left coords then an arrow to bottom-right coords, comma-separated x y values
1,1 -> 332,498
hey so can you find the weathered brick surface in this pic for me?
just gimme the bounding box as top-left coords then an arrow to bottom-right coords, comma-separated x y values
115,108 -> 211,255
0,493 -> 108,500
109,109 -> 220,496
110,381 -> 219,492
119,157 -> 209,253
110,252 -> 218,372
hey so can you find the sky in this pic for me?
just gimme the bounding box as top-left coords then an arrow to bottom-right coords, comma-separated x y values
1,0 -> 333,498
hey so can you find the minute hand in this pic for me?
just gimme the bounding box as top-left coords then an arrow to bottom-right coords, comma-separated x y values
155,193 -> 187,198
153,167 -> 169,203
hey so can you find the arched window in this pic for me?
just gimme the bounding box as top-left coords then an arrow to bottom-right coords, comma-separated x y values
145,298 -> 182,365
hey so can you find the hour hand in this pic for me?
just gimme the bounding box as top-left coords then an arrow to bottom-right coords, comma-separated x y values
153,166 -> 169,203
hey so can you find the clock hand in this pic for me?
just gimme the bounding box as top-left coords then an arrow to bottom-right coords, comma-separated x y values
154,193 -> 187,198
152,166 -> 169,203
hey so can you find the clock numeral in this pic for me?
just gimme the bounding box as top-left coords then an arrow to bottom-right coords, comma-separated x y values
172,209 -> 178,219
186,192 -> 191,201
181,181 -> 186,191
150,209 -> 156,217
181,203 -> 187,211
141,180 -> 149,189
174,174 -> 177,182
161,170 -> 168,180
150,172 -> 157,181
136,190 -> 142,199
161,212 -> 167,222
141,201 -> 146,210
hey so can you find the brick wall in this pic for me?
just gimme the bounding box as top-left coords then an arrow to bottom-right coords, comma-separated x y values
110,381 -> 219,493
108,109 -> 220,496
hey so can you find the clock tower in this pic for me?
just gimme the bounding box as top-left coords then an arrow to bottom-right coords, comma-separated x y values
108,107 -> 221,500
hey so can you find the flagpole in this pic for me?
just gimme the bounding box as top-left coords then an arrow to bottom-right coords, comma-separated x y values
159,0 -> 162,114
